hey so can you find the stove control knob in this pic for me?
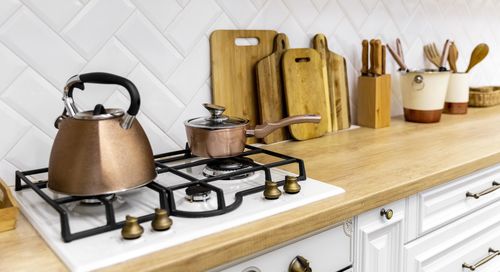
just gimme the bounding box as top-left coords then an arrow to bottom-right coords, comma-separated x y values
284,176 -> 301,194
121,215 -> 144,239
288,255 -> 311,272
152,208 -> 173,231
264,180 -> 282,200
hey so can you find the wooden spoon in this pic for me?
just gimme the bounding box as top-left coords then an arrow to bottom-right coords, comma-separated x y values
448,42 -> 458,73
466,43 -> 489,73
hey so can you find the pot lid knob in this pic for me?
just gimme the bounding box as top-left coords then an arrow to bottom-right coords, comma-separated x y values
203,103 -> 228,123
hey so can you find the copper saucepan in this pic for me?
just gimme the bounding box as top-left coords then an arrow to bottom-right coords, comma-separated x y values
184,104 -> 321,158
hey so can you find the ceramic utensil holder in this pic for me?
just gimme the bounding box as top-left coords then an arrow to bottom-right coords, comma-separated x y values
357,74 -> 391,128
400,70 -> 450,123
444,73 -> 469,114
0,179 -> 19,232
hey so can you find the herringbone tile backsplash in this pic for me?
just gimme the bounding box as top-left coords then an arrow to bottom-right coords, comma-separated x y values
0,0 -> 497,185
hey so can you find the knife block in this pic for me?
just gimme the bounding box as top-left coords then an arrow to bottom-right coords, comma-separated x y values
357,74 -> 391,128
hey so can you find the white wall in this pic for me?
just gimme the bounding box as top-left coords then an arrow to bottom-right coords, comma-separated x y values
0,0 -> 498,184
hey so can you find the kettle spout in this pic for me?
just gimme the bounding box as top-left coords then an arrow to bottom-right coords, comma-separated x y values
121,113 -> 135,129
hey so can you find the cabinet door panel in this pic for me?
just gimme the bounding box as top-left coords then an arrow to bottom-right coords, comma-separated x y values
354,199 -> 405,272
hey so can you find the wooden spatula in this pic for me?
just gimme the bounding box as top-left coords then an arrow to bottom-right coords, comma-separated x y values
448,42 -> 458,73
466,43 -> 489,73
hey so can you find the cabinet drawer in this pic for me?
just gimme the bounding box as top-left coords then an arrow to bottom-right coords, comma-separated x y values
217,222 -> 352,272
418,164 -> 500,235
405,200 -> 500,272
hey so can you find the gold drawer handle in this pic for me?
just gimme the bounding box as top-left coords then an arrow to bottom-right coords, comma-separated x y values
466,181 -> 500,199
380,208 -> 393,220
463,248 -> 500,271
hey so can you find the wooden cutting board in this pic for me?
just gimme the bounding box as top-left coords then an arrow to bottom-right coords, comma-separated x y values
313,34 -> 338,132
331,46 -> 351,130
210,30 -> 277,143
282,48 -> 330,140
256,33 -> 289,144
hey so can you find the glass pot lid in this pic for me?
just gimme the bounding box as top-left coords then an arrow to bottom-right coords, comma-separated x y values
185,103 -> 248,129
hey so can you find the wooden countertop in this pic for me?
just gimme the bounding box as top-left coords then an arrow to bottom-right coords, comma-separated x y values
3,106 -> 500,271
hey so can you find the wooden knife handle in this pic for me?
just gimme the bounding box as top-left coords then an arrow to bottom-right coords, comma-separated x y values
369,39 -> 376,75
361,40 -> 369,75
381,44 -> 386,75
374,40 -> 382,76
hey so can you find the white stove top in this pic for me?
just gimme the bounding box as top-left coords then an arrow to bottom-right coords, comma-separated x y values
15,157 -> 344,271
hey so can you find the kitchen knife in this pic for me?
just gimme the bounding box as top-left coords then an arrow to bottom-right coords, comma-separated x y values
381,44 -> 386,75
369,39 -> 376,75
361,40 -> 369,76
374,40 -> 382,76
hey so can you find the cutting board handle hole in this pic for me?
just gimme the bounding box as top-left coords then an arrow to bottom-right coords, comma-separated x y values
234,38 -> 260,46
295,57 -> 311,63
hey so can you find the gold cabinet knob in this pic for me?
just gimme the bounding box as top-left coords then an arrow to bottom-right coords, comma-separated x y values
288,255 -> 311,272
380,208 -> 394,220
121,215 -> 144,239
264,180 -> 282,200
152,208 -> 173,231
284,176 -> 301,194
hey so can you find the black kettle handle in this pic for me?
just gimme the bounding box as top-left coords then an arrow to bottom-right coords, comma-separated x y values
65,72 -> 140,116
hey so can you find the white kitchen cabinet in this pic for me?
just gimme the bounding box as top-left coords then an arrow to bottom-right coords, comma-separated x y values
216,221 -> 352,272
404,200 -> 500,272
353,199 -> 407,272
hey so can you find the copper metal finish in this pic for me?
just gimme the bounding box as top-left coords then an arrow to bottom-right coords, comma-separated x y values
288,255 -> 312,272
48,117 -> 156,196
263,180 -> 282,200
121,215 -> 144,239
151,208 -> 173,231
185,114 -> 321,158
284,176 -> 301,194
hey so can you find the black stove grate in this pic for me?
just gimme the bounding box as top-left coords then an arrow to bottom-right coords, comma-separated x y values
15,145 -> 306,242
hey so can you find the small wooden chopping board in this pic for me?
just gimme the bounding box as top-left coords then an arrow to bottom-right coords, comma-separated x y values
282,48 -> 330,140
313,34 -> 338,132
256,33 -> 290,144
210,30 -> 277,143
331,48 -> 351,130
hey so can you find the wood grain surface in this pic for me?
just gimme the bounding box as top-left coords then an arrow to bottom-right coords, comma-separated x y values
210,30 -> 277,143
5,107 -> 500,272
282,48 -> 330,140
256,33 -> 290,144
313,34 -> 338,132
357,75 -> 391,128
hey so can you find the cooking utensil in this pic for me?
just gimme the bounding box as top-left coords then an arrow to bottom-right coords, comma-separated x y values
381,44 -> 386,75
466,43 -> 489,73
424,43 -> 441,68
313,33 -> 338,131
282,48 -> 330,140
373,39 -> 383,76
448,42 -> 459,73
256,33 -> 290,144
387,44 -> 408,71
0,179 -> 18,232
48,72 -> 156,196
361,39 -> 369,76
184,104 -> 320,158
439,39 -> 451,71
369,39 -> 376,74
210,30 -> 277,144
396,38 -> 405,65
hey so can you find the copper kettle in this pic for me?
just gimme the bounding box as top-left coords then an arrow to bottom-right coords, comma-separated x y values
48,72 -> 157,196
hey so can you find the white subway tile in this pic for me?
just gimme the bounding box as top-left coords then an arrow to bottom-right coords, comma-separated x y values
23,0 -> 83,31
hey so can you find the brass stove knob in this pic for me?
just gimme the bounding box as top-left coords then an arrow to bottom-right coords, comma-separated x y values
152,208 -> 173,231
289,255 -> 311,272
264,180 -> 282,200
284,176 -> 301,194
121,215 -> 144,239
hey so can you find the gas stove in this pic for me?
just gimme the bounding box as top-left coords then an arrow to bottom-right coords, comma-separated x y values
14,145 -> 344,271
